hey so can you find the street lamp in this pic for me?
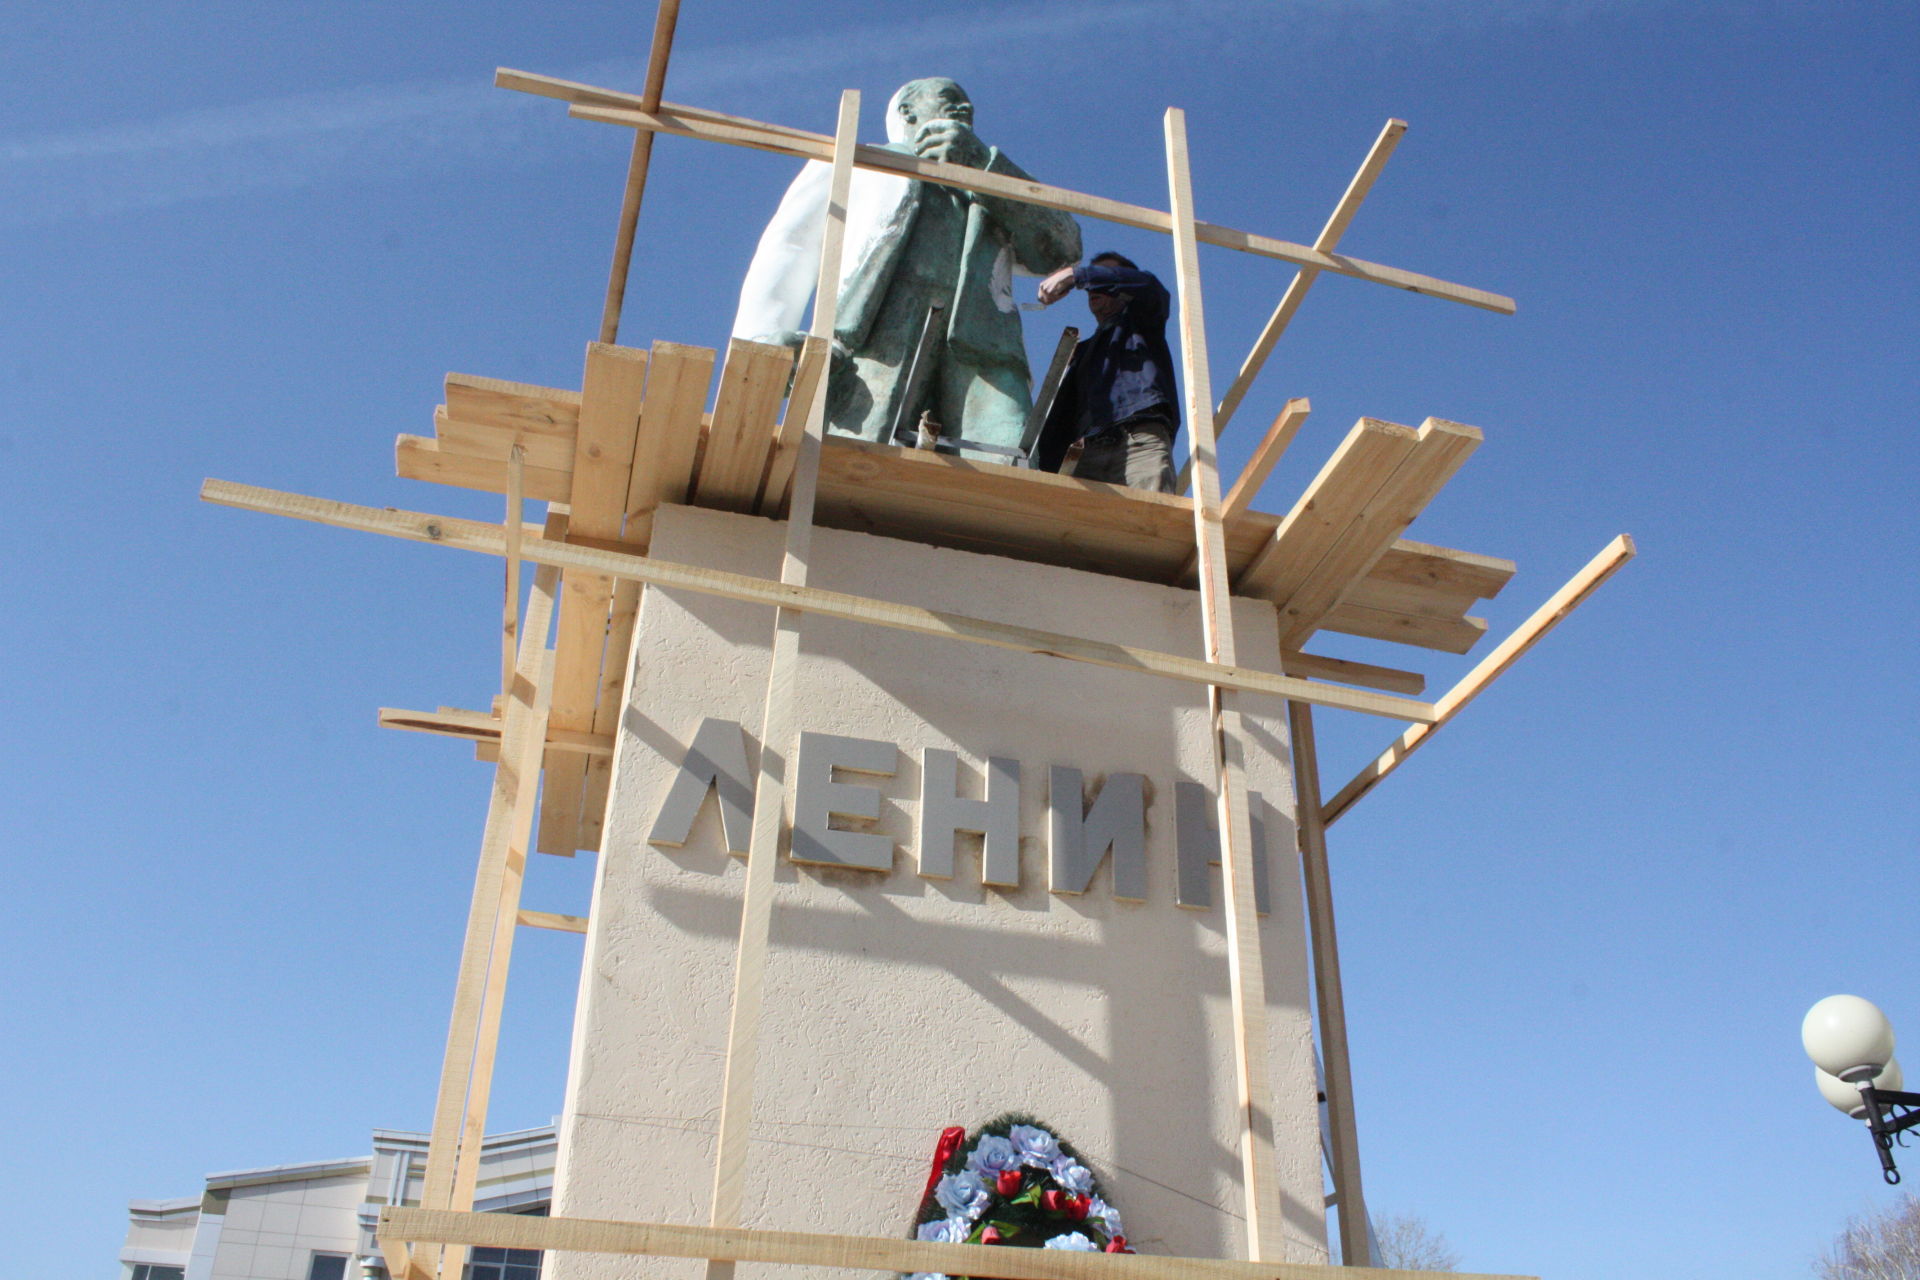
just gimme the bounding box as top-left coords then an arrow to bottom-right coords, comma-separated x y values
1803,995 -> 1920,1183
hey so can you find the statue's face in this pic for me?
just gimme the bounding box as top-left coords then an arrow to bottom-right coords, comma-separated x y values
895,79 -> 973,132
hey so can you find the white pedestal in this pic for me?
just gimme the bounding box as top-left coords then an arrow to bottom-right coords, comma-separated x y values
551,503 -> 1329,1274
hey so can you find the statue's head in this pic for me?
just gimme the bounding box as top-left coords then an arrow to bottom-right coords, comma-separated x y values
886,77 -> 972,144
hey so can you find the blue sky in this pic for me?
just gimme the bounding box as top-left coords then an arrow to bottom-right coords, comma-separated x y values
3,2 -> 1915,1277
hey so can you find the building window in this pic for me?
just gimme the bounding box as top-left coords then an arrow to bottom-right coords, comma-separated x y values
464,1247 -> 540,1280
308,1254 -> 349,1280
132,1267 -> 185,1280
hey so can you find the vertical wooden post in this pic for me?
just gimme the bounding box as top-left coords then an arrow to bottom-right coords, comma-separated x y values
1288,701 -> 1370,1265
703,89 -> 861,1280
1164,107 -> 1287,1262
501,445 -> 524,696
412,564 -> 560,1280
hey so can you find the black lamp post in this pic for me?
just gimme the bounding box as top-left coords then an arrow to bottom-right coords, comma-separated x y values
1803,994 -> 1920,1184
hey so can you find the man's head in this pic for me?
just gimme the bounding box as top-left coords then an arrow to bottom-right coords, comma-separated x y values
886,78 -> 973,144
1085,251 -> 1137,324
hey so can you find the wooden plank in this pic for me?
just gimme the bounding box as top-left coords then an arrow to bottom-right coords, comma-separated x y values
434,411 -> 576,477
382,1205 -> 1533,1280
445,371 -> 582,431
577,577 -> 642,851
625,340 -> 718,542
413,569 -> 558,1280
693,338 -> 795,513
596,0 -> 683,345
541,344 -> 650,856
1236,418 -> 1420,603
1324,535 -> 1636,824
1369,539 -> 1513,600
396,434 -> 571,503
377,706 -> 612,755
517,909 -> 588,934
1274,417 -> 1481,650
501,446 -> 524,696
1320,602 -> 1488,654
1174,399 -> 1311,584
1214,121 -> 1405,436
1281,650 -> 1425,697
759,335 -> 830,516
704,90 -> 862,1280
1165,105 -> 1285,1263
1288,703 -> 1370,1268
202,479 -> 1441,723
1339,576 -> 1481,621
547,91 -> 1516,316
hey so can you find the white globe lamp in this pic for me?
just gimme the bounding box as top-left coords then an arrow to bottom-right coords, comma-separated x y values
1818,1058 -> 1904,1118
1803,995 -> 1896,1082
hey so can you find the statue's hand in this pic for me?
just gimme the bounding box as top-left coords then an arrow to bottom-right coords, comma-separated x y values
913,119 -> 989,169
751,329 -> 808,352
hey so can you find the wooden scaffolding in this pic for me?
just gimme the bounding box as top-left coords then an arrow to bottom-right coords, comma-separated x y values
201,8 -> 1631,1278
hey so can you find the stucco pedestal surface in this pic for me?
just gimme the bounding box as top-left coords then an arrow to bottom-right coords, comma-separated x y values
551,504 -> 1326,1276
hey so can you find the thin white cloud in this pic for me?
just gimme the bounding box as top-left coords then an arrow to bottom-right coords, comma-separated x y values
0,0 -> 1672,228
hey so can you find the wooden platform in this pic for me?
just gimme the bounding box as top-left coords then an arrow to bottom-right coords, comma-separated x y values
395,338 -> 1514,853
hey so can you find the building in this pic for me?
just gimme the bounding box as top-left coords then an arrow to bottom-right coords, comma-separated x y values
120,1126 -> 554,1280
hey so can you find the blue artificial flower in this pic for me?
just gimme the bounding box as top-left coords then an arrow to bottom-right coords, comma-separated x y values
1008,1124 -> 1061,1167
934,1171 -> 991,1220
967,1134 -> 1020,1175
1088,1195 -> 1124,1236
916,1217 -> 970,1244
1049,1154 -> 1095,1195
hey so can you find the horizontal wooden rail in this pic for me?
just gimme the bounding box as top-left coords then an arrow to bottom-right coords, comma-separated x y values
378,1206 -> 1531,1280
1323,535 -> 1636,823
491,68 -> 1514,316
202,479 -> 1437,723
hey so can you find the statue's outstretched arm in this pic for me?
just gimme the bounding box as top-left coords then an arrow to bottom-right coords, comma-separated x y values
971,148 -> 1084,276
732,160 -> 831,344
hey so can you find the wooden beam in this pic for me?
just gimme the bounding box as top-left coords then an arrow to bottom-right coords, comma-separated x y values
380,1206 -> 1534,1280
1281,651 -> 1425,697
1323,534 -> 1636,824
1370,539 -> 1513,601
759,335 -> 830,516
517,909 -> 588,934
1174,399 -> 1311,584
1320,602 -> 1488,654
577,576 -> 640,851
1165,106 -> 1286,1263
553,94 -> 1514,316
1288,703 -> 1370,1267
397,433 -> 571,504
624,340 -> 717,542
501,445 -> 523,696
1237,418 -> 1421,603
413,568 -> 558,1280
1214,120 -> 1405,437
201,479 -> 1440,723
704,91 -> 862,1280
440,373 -> 580,473
377,706 -> 613,755
1274,417 -> 1481,651
596,0 -> 683,344
541,343 -> 649,856
694,338 -> 796,512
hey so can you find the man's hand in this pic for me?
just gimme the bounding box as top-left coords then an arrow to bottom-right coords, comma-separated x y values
913,119 -> 989,169
1036,266 -> 1078,306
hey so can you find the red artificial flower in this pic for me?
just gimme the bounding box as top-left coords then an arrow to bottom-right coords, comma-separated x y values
1105,1235 -> 1132,1254
1041,1190 -> 1068,1214
1069,1194 -> 1091,1221
995,1170 -> 1023,1198
981,1226 -> 1003,1245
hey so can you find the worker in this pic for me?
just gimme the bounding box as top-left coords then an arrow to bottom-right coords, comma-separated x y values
1030,253 -> 1180,492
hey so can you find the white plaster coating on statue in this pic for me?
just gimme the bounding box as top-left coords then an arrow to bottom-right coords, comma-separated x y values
552,505 -> 1327,1277
918,748 -> 1021,885
1175,780 -> 1272,914
1047,767 -> 1148,901
790,730 -> 899,870
646,716 -> 754,855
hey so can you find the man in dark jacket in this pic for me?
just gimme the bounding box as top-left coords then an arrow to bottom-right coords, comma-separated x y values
1031,252 -> 1180,492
